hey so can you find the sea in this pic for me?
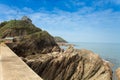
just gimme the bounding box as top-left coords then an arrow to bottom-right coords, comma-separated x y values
61,42 -> 120,80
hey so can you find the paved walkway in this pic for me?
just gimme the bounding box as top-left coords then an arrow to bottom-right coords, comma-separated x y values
0,43 -> 43,80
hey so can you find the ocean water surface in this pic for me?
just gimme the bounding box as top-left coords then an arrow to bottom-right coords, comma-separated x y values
70,42 -> 120,70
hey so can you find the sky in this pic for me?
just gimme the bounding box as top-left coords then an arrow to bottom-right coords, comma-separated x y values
0,0 -> 120,43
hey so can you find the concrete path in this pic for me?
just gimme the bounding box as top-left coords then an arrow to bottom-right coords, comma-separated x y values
0,43 -> 43,80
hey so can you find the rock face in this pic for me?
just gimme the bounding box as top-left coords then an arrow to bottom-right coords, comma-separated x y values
116,68 -> 120,80
8,31 -> 60,57
25,46 -> 112,80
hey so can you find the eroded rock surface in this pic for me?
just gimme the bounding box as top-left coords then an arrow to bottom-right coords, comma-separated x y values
25,46 -> 112,80
116,68 -> 120,80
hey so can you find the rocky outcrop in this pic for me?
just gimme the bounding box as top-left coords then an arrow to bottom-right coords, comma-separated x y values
116,68 -> 120,80
25,46 -> 112,80
8,31 -> 60,57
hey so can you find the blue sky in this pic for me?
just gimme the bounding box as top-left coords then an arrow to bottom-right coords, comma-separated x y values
0,0 -> 120,43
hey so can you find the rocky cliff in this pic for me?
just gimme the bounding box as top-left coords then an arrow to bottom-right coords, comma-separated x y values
9,31 -> 60,57
1,17 -> 60,57
24,46 -> 112,80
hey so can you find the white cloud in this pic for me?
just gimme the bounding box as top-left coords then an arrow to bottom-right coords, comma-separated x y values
30,8 -> 120,42
0,4 -> 17,15
23,7 -> 33,13
0,4 -> 35,21
69,0 -> 85,6
0,4 -> 120,42
63,0 -> 86,9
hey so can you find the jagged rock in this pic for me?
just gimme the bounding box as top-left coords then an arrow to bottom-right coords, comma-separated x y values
26,47 -> 112,80
52,46 -> 61,52
64,45 -> 74,53
116,68 -> 120,80
21,16 -> 32,23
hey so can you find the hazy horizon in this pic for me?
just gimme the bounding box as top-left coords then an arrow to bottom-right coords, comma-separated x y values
0,0 -> 120,43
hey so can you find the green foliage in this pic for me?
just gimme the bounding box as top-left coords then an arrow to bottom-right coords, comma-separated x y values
0,19 -> 42,38
25,31 -> 53,41
54,36 -> 67,43
0,21 -> 8,28
0,33 -> 2,37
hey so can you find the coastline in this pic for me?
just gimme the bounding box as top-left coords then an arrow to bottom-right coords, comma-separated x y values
59,42 -> 120,80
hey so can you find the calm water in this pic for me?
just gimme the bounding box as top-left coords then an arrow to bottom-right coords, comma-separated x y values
60,42 -> 120,79
70,42 -> 120,69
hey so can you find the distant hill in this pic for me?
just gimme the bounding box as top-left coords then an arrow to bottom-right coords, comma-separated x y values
54,36 -> 67,43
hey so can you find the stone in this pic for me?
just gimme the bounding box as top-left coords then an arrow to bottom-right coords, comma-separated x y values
116,68 -> 120,80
